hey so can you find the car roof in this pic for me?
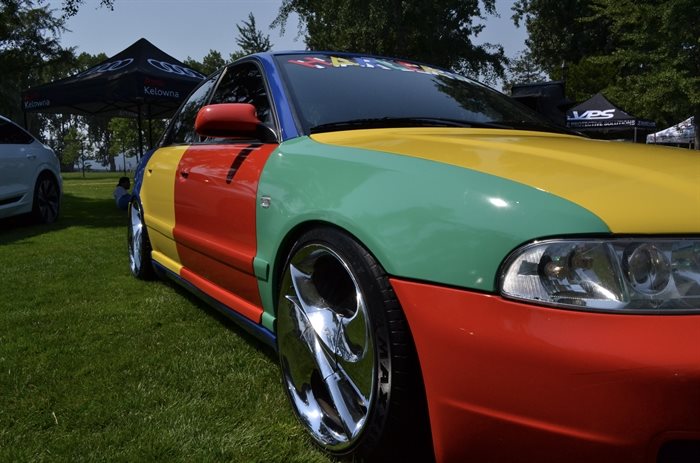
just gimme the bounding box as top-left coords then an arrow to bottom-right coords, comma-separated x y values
255,50 -> 427,63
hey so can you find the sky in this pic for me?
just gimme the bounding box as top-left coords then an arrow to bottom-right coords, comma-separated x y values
48,0 -> 527,64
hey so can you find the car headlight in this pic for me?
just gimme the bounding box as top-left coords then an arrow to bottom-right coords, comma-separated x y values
500,239 -> 700,313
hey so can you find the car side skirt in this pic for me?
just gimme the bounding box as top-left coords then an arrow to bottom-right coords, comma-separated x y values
152,261 -> 276,349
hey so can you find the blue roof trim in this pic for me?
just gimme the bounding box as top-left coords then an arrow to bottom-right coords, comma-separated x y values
152,261 -> 277,350
255,53 -> 300,141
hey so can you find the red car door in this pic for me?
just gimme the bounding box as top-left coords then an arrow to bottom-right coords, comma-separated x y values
172,61 -> 279,323
173,142 -> 276,322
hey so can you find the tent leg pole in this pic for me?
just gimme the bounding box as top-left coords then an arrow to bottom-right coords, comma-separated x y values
148,104 -> 153,149
137,105 -> 144,163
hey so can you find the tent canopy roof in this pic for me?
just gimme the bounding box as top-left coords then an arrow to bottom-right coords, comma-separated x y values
566,92 -> 656,131
22,38 -> 205,119
646,116 -> 695,144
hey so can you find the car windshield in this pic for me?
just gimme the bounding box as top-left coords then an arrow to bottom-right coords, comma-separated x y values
275,53 -> 567,135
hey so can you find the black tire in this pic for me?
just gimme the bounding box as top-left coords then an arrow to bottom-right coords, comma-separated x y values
276,227 -> 433,462
127,199 -> 154,280
31,173 -> 60,224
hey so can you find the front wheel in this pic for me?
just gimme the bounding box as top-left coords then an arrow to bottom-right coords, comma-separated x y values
276,227 -> 433,461
127,199 -> 154,279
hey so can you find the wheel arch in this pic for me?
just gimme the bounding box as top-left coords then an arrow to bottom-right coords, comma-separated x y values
269,219 -> 387,320
35,168 -> 61,192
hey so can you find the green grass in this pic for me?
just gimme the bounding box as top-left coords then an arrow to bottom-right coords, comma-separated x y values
0,173 -> 333,462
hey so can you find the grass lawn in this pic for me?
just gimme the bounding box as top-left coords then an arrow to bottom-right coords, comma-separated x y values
0,172 -> 333,462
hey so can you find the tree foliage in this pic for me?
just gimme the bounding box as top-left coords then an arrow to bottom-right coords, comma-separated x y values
185,13 -> 272,74
273,0 -> 506,77
512,0 -> 610,77
108,118 -> 138,159
60,0 -> 113,17
513,0 -> 699,143
0,0 -> 71,121
61,125 -> 83,168
34,52 -> 114,171
587,0 -> 699,128
235,12 -> 272,56
185,50 -> 227,76
505,49 -> 547,91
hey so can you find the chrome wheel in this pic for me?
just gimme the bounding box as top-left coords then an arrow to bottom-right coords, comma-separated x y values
128,203 -> 143,275
127,200 -> 153,279
277,243 -> 375,451
33,176 -> 59,223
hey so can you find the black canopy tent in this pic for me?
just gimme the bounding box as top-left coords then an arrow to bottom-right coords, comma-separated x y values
566,93 -> 656,142
22,38 -> 205,157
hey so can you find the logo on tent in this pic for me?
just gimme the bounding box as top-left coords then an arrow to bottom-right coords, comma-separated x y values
78,59 -> 134,77
147,59 -> 204,79
568,109 -> 616,121
24,99 -> 50,109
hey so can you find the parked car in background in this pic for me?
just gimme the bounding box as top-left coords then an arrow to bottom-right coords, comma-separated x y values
128,52 -> 700,463
0,115 -> 61,224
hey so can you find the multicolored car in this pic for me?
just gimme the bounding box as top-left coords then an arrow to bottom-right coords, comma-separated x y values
128,52 -> 700,463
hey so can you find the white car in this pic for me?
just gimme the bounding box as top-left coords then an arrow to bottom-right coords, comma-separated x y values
0,115 -> 61,223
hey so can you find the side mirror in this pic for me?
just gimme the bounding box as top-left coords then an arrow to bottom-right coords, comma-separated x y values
194,103 -> 265,139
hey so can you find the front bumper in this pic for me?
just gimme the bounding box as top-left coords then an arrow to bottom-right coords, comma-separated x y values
391,278 -> 700,463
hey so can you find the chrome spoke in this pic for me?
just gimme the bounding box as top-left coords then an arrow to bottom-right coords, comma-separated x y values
323,360 -> 370,437
289,263 -> 366,363
285,293 -> 337,379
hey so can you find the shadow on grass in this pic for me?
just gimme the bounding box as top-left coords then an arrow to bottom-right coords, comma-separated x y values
0,192 -> 128,244
161,277 -> 279,363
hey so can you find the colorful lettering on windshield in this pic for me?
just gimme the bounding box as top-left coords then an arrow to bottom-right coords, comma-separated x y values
287,55 -> 470,82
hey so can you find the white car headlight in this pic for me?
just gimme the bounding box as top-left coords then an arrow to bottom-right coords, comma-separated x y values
500,239 -> 700,312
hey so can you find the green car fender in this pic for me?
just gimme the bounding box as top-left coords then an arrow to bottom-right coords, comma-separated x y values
254,136 -> 610,331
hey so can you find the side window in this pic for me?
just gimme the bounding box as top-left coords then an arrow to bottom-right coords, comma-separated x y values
0,119 -> 34,145
166,73 -> 218,145
210,62 -> 273,128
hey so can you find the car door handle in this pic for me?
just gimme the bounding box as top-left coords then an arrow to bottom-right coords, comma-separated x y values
180,170 -> 189,179
26,154 -> 37,160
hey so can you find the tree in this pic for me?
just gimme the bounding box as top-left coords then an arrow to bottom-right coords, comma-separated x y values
0,0 -> 71,121
563,58 -> 617,107
185,49 -> 227,76
273,0 -> 506,78
513,0 -> 699,147
235,12 -> 272,57
60,0 -> 113,16
585,0 -> 699,144
504,49 -> 548,91
511,0 -> 610,78
108,118 -> 139,169
184,14 -> 272,74
61,125 -> 84,169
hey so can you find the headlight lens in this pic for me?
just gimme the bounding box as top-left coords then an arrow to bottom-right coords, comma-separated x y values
500,239 -> 700,312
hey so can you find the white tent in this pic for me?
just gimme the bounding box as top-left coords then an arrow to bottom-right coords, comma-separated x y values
646,116 -> 695,145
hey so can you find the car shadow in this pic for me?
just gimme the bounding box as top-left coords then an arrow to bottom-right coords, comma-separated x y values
0,192 -> 128,244
160,277 -> 279,363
